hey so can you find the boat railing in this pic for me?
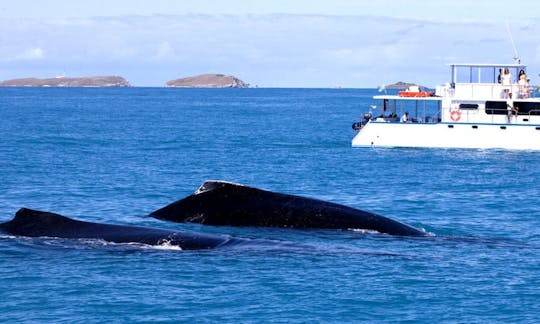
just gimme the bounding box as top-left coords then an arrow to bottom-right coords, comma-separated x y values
367,107 -> 538,124
528,109 -> 540,118
481,107 -> 540,123
372,116 -> 441,124
482,108 -> 507,123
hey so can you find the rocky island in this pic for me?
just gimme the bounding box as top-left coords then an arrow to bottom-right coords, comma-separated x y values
0,76 -> 130,87
166,74 -> 248,88
384,81 -> 419,89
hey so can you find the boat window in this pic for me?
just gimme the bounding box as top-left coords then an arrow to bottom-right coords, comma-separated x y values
453,65 -> 526,84
486,101 -> 540,115
496,66 -> 522,83
515,102 -> 540,115
377,99 -> 441,123
454,66 -> 493,83
510,67 -> 521,83
485,101 -> 507,115
470,67 -> 481,83
455,67 -> 472,83
459,103 -> 478,110
480,67 -> 496,83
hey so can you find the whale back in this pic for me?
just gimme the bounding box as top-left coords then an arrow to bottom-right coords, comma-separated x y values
0,208 -> 232,249
0,208 -> 86,237
149,180 -> 425,236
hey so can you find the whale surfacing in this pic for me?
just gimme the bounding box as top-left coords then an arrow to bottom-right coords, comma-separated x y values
0,208 -> 236,250
149,180 -> 426,237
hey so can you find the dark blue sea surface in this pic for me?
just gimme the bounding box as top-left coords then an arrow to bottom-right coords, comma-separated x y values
0,87 -> 538,322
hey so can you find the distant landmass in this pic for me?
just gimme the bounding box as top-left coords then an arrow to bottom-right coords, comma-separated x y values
166,74 -> 248,88
384,81 -> 419,89
0,76 -> 130,87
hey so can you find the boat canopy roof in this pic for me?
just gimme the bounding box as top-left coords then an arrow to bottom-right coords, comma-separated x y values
449,63 -> 527,84
449,63 -> 526,68
373,95 -> 442,101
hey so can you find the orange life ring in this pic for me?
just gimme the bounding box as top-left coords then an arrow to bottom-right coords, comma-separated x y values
450,110 -> 461,122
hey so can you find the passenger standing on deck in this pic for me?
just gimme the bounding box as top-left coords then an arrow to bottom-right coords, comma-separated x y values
518,69 -> 530,98
501,68 -> 512,98
518,69 -> 526,80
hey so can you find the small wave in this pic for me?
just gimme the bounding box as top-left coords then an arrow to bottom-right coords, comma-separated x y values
433,235 -> 535,249
349,228 -> 381,235
415,227 -> 436,237
1,235 -> 188,252
347,227 -> 436,237
0,234 -> 18,239
146,240 -> 183,251
75,238 -> 185,251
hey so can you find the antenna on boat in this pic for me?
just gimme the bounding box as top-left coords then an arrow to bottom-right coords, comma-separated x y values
505,21 -> 521,64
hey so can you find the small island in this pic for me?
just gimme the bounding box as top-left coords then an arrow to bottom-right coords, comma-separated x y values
0,76 -> 130,87
384,81 -> 419,89
166,74 -> 248,88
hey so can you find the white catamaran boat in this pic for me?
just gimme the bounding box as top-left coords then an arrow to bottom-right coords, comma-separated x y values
351,63 -> 540,150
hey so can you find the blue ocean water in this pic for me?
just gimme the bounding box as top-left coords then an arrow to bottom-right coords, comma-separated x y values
0,87 -> 538,322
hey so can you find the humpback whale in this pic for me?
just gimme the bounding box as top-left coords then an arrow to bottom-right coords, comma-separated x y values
0,208 -> 239,250
149,180 -> 426,237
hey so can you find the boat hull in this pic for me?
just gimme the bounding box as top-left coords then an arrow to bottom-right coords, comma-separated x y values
352,121 -> 540,150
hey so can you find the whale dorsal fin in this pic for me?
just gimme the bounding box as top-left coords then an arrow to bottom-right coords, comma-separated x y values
195,180 -> 246,195
13,208 -> 73,224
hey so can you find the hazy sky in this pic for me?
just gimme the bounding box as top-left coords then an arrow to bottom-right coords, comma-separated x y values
1,0 -> 539,87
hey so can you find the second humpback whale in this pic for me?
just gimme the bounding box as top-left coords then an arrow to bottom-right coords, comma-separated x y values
0,208 -> 240,250
149,180 -> 426,237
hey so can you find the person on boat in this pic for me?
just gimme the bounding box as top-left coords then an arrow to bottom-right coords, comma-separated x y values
400,111 -> 411,123
501,68 -> 512,99
378,99 -> 388,119
518,69 -> 530,98
506,92 -> 518,123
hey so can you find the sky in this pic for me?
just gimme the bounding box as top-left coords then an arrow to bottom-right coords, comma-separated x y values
1,0 -> 539,87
